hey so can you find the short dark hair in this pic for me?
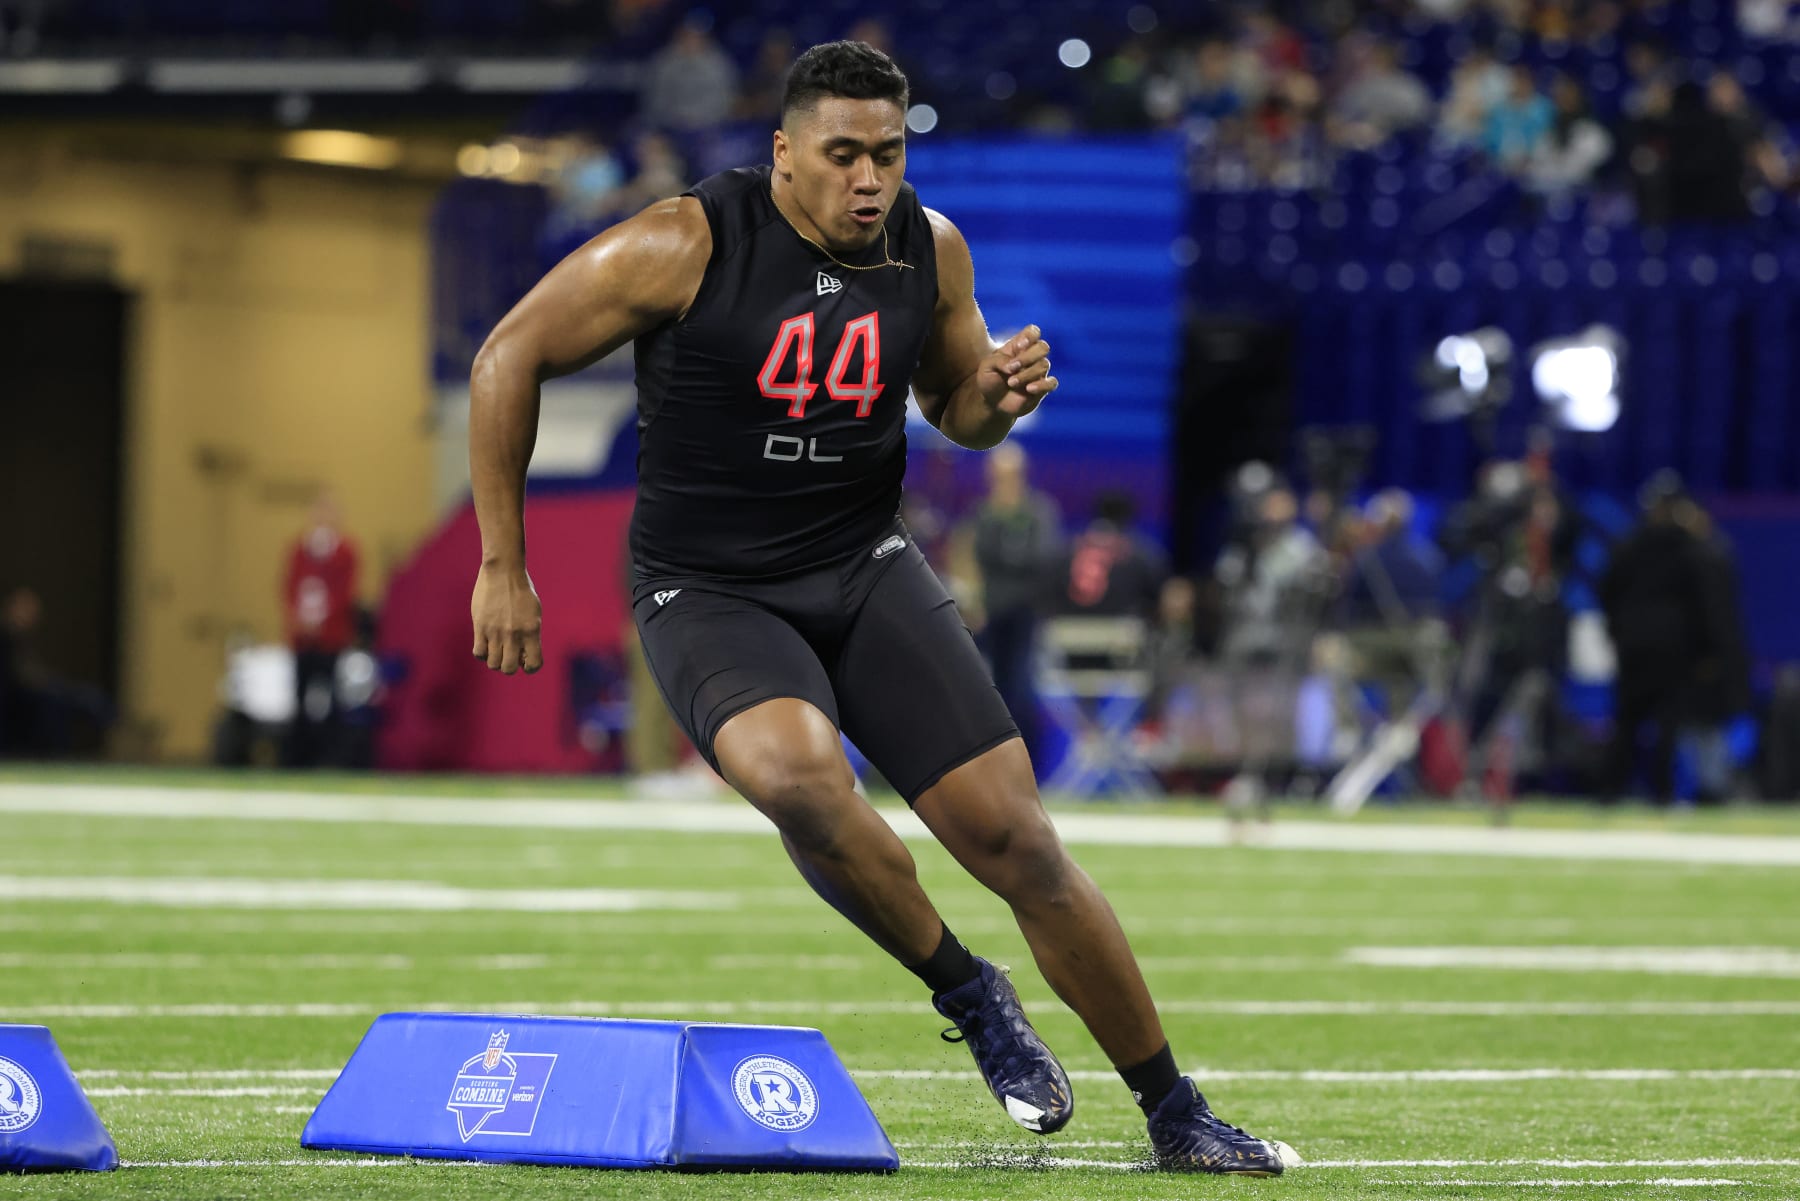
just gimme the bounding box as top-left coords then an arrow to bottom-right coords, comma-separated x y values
781,40 -> 909,122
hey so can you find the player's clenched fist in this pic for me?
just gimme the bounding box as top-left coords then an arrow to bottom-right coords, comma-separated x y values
975,324 -> 1058,419
470,563 -> 544,675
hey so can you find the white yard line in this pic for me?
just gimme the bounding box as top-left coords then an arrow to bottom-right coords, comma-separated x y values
1308,1159 -> 1800,1168
110,1155 -> 1800,1171
869,1067 -> 1800,1083
0,875 -> 737,912
1348,945 -> 1800,977
5,782 -> 1800,865
4,950 -> 1316,972
88,1087 -> 323,1097
74,1068 -> 1800,1098
1368,1179 -> 1745,1188
82,1070 -> 343,1079
0,953 -> 423,970
121,1158 -> 494,1168
16,998 -> 1800,1020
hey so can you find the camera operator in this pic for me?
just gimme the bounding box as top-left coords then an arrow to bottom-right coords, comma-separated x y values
1438,452 -> 1580,793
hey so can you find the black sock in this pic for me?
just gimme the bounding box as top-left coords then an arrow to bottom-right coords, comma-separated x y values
905,922 -> 981,997
1121,1043 -> 1182,1115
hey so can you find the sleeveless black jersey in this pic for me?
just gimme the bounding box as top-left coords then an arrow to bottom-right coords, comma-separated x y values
630,165 -> 939,580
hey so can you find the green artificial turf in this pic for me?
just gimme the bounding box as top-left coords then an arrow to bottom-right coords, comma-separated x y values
2,772 -> 1797,1199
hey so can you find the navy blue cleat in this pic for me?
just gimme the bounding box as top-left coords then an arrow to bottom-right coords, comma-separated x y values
933,958 -> 1074,1134
1147,1078 -> 1297,1175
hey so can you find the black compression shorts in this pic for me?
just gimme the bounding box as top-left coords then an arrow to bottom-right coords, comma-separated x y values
631,522 -> 1021,804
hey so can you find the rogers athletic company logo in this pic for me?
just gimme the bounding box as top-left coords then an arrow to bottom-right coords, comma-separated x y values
872,535 -> 906,559
444,1030 -> 557,1143
731,1055 -> 820,1132
0,1056 -> 43,1134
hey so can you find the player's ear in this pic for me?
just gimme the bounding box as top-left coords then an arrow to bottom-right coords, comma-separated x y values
772,127 -> 791,179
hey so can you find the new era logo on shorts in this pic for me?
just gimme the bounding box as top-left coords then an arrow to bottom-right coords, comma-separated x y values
654,589 -> 682,606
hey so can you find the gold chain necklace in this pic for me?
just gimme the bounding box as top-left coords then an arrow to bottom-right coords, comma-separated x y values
769,179 -> 913,272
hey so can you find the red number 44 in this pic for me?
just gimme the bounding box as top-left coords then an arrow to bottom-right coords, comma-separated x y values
757,311 -> 884,419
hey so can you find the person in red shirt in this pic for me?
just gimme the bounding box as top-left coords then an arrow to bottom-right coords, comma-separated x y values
283,493 -> 359,767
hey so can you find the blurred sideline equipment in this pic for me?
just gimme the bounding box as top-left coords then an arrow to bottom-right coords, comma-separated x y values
302,1013 -> 896,1171
0,1025 -> 118,1172
1038,615 -> 1159,797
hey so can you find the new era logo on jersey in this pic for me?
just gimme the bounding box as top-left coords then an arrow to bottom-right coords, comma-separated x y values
654,589 -> 682,606
816,272 -> 843,296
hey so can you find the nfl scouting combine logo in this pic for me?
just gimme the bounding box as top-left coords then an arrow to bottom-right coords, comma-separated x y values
0,1056 -> 43,1134
444,1030 -> 557,1143
731,1055 -> 819,1132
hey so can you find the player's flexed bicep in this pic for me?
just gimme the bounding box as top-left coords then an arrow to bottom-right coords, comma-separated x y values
478,196 -> 712,381
911,208 -> 1058,451
467,198 -> 711,676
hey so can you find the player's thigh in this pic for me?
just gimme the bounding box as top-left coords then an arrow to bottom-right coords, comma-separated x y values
632,587 -> 838,772
832,546 -> 1021,804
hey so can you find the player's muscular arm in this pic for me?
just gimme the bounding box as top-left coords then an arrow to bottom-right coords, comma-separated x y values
911,208 -> 1058,451
468,197 -> 709,674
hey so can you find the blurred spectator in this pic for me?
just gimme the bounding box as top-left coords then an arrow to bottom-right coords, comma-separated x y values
1183,39 -> 1248,123
1740,0 -> 1800,40
618,130 -> 688,209
0,587 -> 42,750
609,0 -> 673,38
1598,474 -> 1714,803
960,443 -> 1061,765
0,586 -> 113,758
1249,69 -> 1328,186
1056,492 -> 1167,620
641,15 -> 739,132
1088,38 -> 1157,131
1674,496 -> 1751,802
1532,0 -> 1576,45
1411,0 -> 1477,19
1707,72 -> 1790,193
1583,1 -> 1624,45
735,28 -> 796,124
1527,73 -> 1613,195
1341,489 -> 1444,625
1216,485 -> 1327,665
284,493 -> 360,769
1763,665 -> 1800,799
1330,38 -> 1433,147
0,0 -> 54,54
1437,44 -> 1511,149
1620,40 -> 1678,120
1662,80 -> 1751,222
845,16 -> 895,56
1214,485 -> 1328,804
1485,65 -> 1554,172
1340,489 -> 1447,723
1148,575 -> 1200,716
545,133 -> 626,240
1240,10 -> 1308,79
1439,446 -> 1579,792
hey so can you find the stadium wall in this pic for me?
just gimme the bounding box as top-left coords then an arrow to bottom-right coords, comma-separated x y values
0,130 -> 438,758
